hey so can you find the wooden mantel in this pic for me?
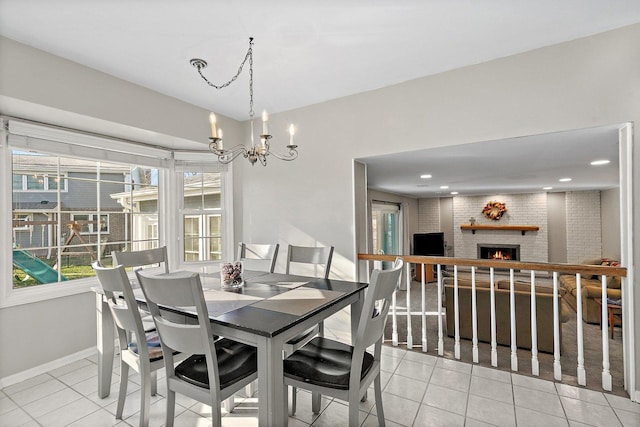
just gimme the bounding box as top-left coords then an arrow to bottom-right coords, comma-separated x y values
460,224 -> 540,235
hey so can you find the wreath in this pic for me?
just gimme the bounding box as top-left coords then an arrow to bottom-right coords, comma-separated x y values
482,201 -> 507,221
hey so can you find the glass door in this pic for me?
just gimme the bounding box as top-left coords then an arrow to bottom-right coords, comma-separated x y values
372,202 -> 402,269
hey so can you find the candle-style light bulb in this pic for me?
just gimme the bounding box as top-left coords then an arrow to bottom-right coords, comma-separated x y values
262,110 -> 269,135
209,113 -> 218,138
288,124 -> 295,146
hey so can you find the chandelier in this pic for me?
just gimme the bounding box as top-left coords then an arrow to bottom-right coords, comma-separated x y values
189,38 -> 298,166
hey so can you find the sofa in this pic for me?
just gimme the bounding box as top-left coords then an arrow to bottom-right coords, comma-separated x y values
559,258 -> 622,324
444,277 -> 571,353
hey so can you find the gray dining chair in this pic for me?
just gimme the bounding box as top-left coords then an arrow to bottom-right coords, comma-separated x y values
285,244 -> 334,279
237,242 -> 279,273
135,270 -> 258,427
283,244 -> 335,411
112,246 -> 169,273
92,262 -> 171,427
283,257 -> 403,426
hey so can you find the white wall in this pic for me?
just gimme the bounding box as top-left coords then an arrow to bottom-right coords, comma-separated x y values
1,23 -> 639,393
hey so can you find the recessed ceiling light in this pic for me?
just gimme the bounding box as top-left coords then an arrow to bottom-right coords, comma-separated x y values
543,187 -> 553,190
450,191 -> 458,195
440,185 -> 449,189
420,174 -> 432,179
559,178 -> 572,182
590,159 -> 610,166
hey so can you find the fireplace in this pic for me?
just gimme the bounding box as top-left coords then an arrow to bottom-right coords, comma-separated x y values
477,244 -> 520,261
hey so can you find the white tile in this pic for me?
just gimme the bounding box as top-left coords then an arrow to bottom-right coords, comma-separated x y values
378,392 -> 421,426
469,375 -> 513,404
9,378 -> 66,406
511,373 -> 557,394
384,374 -> 427,402
513,385 -> 564,418
124,397 -> 185,427
403,351 -> 438,366
22,387 -> 83,418
380,354 -> 403,373
289,389 -> 331,425
306,400 -> 369,427
361,411 -> 404,427
0,407 -> 34,426
413,404 -> 465,427
48,358 -> 94,379
103,387 -> 163,419
422,383 -> 468,416
2,373 -> 53,395
0,395 -> 18,416
435,357 -> 472,374
472,365 -> 512,384
466,394 -> 516,427
464,419 -> 498,427
66,408 -> 122,427
172,408 -> 211,427
286,417 -> 312,427
36,398 -> 102,427
555,383 -> 609,406
613,407 -> 640,427
515,406 -> 569,427
606,394 -> 640,414
429,367 -> 471,393
57,364 -> 103,386
394,359 -> 435,382
381,345 -> 407,359
560,396 -> 622,427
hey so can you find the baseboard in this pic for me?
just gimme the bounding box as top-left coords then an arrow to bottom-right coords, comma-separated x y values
0,347 -> 96,389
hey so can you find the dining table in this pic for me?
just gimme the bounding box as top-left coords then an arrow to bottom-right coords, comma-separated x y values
93,267 -> 368,426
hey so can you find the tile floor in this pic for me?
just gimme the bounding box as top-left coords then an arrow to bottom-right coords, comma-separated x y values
1,345 -> 639,426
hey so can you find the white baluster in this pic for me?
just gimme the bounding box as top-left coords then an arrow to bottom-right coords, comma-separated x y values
530,270 -> 539,376
576,273 -> 586,385
509,269 -> 518,372
392,272 -> 398,346
406,262 -> 413,349
453,265 -> 460,359
437,264 -> 444,356
553,272 -> 562,381
421,263 -> 427,352
471,266 -> 479,363
601,275 -> 612,391
490,267 -> 497,367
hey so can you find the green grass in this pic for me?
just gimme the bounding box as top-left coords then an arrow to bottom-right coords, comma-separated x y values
12,256 -> 114,288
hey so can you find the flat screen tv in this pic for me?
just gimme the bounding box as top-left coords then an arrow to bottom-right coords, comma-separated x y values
413,232 -> 445,256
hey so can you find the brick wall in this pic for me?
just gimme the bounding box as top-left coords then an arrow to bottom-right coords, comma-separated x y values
418,198 -> 441,232
566,191 -> 602,263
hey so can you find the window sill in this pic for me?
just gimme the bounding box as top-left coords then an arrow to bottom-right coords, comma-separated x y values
0,277 -> 98,309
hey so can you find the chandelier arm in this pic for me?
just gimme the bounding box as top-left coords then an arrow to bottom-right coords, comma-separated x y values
265,147 -> 299,161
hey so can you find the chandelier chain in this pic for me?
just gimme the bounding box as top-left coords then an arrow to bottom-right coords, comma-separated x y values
195,38 -> 254,92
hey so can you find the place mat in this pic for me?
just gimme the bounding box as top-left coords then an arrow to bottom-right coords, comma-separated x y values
251,287 -> 344,316
274,281 -> 309,289
202,289 -> 263,317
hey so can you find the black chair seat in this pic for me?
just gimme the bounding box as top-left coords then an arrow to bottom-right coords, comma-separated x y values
283,337 -> 374,390
175,338 -> 257,390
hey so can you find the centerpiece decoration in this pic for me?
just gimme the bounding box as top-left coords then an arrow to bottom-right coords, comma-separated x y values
220,261 -> 244,289
482,200 -> 507,221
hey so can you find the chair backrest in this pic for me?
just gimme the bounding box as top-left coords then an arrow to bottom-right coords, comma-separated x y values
237,242 -> 279,273
92,262 -> 150,359
285,245 -> 334,279
113,247 -> 169,273
135,270 -> 220,380
356,258 -> 404,350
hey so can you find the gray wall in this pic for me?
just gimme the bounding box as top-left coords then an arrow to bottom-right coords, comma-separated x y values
1,23 -> 639,394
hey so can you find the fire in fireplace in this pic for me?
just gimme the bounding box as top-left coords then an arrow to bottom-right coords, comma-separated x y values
477,244 -> 520,261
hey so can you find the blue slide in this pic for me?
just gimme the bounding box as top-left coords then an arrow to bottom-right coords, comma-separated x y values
13,249 -> 67,284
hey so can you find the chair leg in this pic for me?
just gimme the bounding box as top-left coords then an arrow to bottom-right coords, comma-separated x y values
150,370 -> 157,396
374,374 -> 385,426
289,385 -> 297,416
212,396 -> 223,427
165,389 -> 176,427
116,362 -> 129,419
311,390 -> 321,414
349,395 -> 361,427
140,365 -> 151,427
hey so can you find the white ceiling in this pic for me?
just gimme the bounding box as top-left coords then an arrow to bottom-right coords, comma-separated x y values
0,1 -> 637,197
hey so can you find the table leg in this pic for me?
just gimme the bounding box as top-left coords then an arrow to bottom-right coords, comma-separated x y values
257,336 -> 287,426
96,293 -> 115,398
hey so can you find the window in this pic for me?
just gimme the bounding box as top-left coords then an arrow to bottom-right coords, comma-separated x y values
13,171 -> 68,192
181,172 -> 223,262
70,213 -> 109,234
11,150 -> 160,288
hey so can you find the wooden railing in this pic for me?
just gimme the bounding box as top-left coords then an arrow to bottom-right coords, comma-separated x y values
357,253 -> 628,391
